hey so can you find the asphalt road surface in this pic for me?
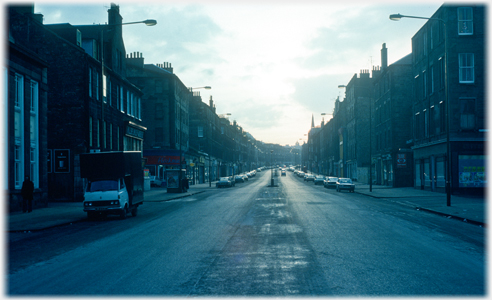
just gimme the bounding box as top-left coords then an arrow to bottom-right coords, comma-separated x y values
7,171 -> 485,296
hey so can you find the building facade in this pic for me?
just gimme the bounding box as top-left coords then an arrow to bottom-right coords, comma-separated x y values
372,44 -> 414,187
8,4 -> 146,203
411,4 -> 486,195
7,6 -> 49,211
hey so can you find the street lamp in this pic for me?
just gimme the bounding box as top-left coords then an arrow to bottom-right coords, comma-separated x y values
97,18 -> 156,150
270,150 -> 274,187
390,13 -> 451,206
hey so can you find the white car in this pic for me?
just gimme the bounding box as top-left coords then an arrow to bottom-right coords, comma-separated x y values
336,178 -> 355,192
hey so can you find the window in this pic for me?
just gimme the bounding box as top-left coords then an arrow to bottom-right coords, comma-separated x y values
155,103 -> 163,120
89,117 -> 93,147
116,85 -> 120,110
103,121 -> 107,149
430,65 -> 435,95
126,91 -> 131,115
424,109 -> 429,137
30,81 -> 39,187
14,74 -> 24,188
88,68 -> 92,98
439,101 -> 446,133
109,123 -> 113,150
97,119 -> 100,148
103,73 -> 107,103
120,87 -> 124,113
438,57 -> 445,89
459,53 -> 474,83
460,98 -> 475,130
422,70 -> 427,98
458,7 -> 473,35
198,126 -> 204,138
96,71 -> 99,100
155,127 -> 163,143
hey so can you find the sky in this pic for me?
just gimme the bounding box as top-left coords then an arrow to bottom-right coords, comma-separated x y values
31,0 -> 449,146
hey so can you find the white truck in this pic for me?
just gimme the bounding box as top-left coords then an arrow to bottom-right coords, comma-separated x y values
80,151 -> 144,219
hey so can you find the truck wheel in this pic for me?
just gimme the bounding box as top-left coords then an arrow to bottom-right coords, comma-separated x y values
120,206 -> 127,219
131,206 -> 138,217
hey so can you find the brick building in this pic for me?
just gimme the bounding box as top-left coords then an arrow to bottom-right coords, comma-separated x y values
7,5 -> 49,211
372,44 -> 414,187
8,4 -> 146,202
341,70 -> 377,182
411,4 -> 486,195
125,54 -> 193,184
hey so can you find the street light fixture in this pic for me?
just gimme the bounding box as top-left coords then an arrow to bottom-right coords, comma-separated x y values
390,13 -> 451,206
96,18 -> 156,150
270,150 -> 274,187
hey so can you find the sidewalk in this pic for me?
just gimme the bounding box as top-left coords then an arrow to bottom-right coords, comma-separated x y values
353,183 -> 486,226
7,181 -> 218,232
6,181 -> 486,232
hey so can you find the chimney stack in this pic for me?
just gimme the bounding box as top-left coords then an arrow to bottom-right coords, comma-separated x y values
381,43 -> 388,71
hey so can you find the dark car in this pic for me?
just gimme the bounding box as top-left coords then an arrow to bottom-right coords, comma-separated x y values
314,175 -> 325,185
216,177 -> 233,188
336,178 -> 355,192
305,174 -> 315,182
234,175 -> 245,183
323,176 -> 338,188
281,170 -> 286,176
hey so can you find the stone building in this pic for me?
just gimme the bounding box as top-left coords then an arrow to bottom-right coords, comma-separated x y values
372,44 -> 414,187
411,4 -> 486,195
8,3 -> 146,202
7,5 -> 49,211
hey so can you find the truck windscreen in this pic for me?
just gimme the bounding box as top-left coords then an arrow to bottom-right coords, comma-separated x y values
87,180 -> 118,192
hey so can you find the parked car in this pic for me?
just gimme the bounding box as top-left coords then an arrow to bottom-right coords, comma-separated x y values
305,174 -> 316,182
323,177 -> 338,188
242,174 -> 249,181
216,177 -> 233,188
234,175 -> 245,183
336,178 -> 355,192
314,175 -> 325,185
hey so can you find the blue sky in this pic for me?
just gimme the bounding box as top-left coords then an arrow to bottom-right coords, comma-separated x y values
33,0 -> 447,145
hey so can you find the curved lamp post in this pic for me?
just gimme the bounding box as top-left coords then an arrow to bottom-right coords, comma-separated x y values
390,13 -> 451,206
98,18 -> 156,150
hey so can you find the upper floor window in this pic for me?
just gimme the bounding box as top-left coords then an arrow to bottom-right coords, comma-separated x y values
459,53 -> 474,83
88,68 -> 92,98
460,98 -> 476,130
458,7 -> 473,35
198,126 -> 204,138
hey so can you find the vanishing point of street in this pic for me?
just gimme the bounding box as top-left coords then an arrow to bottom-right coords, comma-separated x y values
8,171 -> 485,296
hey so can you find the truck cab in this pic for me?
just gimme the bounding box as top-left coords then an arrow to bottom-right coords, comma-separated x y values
80,152 -> 144,219
83,178 -> 131,219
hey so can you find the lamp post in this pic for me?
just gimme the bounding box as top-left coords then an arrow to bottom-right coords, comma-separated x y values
270,150 -> 274,186
390,13 -> 451,206
98,19 -> 156,150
